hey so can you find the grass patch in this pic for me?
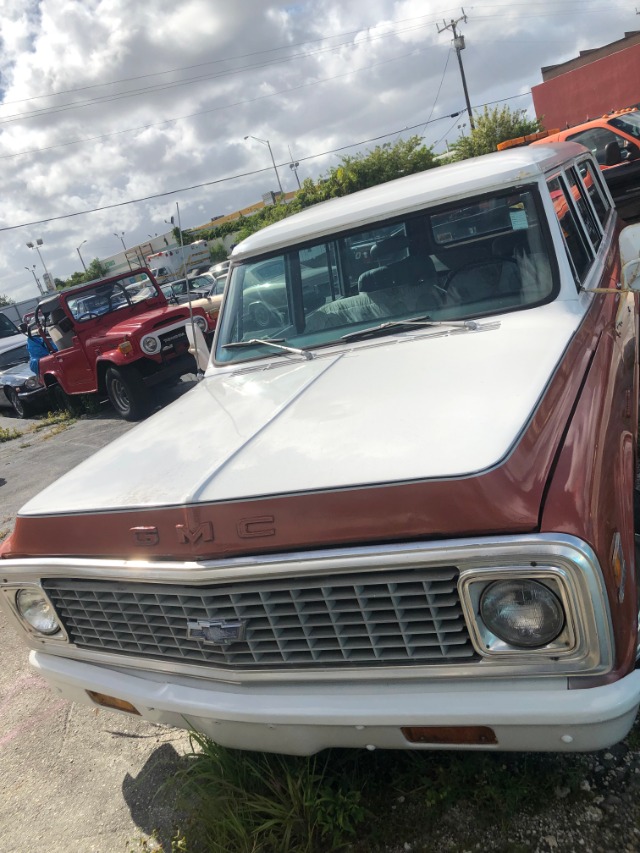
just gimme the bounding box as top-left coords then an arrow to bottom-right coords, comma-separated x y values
0,425 -> 22,442
171,733 -> 366,853
170,736 -> 588,853
30,410 -> 76,434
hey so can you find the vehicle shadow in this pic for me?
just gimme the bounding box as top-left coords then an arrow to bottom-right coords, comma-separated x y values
121,741 -> 193,850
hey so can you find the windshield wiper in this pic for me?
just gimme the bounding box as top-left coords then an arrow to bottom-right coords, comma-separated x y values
341,317 -> 479,343
223,338 -> 315,360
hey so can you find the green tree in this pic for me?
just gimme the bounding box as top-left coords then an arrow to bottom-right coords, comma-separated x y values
83,258 -> 109,282
448,106 -> 543,161
208,241 -> 228,262
223,135 -> 440,244
0,294 -> 14,306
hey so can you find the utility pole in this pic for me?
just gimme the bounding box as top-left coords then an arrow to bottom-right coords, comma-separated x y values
438,9 -> 475,131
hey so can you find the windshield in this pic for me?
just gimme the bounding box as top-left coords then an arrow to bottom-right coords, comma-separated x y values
0,314 -> 21,339
609,111 -> 640,141
0,344 -> 28,369
215,186 -> 557,364
65,273 -> 162,321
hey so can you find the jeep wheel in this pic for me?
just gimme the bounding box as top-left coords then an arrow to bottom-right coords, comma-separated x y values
6,388 -> 30,419
105,366 -> 151,421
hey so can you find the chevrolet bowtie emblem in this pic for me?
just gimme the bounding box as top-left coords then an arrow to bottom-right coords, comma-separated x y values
187,619 -> 246,646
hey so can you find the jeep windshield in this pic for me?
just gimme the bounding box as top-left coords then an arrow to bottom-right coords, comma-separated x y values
65,273 -> 162,321
215,186 -> 558,365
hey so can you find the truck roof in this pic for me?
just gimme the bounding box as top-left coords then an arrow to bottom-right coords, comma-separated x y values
232,142 -> 588,260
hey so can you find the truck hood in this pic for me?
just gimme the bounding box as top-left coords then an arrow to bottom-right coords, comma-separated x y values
21,303 -> 584,518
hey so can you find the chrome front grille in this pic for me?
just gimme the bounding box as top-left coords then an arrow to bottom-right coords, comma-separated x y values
42,567 -> 476,670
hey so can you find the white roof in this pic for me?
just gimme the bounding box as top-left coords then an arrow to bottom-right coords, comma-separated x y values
233,142 -> 588,260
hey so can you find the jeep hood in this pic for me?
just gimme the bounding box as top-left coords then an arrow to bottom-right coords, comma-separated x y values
20,303 -> 585,521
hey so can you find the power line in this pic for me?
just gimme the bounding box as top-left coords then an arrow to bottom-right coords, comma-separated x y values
0,20 -> 437,125
0,92 -> 533,235
0,13 -> 439,108
0,2 -> 595,124
0,46 -> 437,158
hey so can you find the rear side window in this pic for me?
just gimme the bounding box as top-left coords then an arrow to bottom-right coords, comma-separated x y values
565,167 -> 602,250
547,175 -> 593,284
577,159 -> 610,228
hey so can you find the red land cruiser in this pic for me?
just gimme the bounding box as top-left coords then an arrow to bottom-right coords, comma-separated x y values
34,269 -> 212,420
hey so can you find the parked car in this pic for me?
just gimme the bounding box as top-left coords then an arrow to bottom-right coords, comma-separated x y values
32,268 -> 210,420
186,273 -> 219,294
0,312 -> 27,351
209,259 -> 230,277
0,340 -> 50,417
4,144 -> 640,757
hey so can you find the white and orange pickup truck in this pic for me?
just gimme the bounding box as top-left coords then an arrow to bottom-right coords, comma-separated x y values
3,142 -> 640,756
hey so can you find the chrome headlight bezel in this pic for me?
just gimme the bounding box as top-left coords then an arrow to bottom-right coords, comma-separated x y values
459,566 -> 579,659
141,335 -> 160,354
193,314 -> 207,333
15,587 -> 62,637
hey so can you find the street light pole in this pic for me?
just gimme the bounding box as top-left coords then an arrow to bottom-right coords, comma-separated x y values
114,231 -> 132,270
26,238 -> 54,291
244,135 -> 284,195
24,265 -> 44,296
76,240 -> 88,272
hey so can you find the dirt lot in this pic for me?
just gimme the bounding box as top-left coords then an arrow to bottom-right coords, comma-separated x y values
0,389 -> 195,853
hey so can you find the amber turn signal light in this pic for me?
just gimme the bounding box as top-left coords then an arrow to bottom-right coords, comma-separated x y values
86,690 -> 140,715
401,725 -> 497,745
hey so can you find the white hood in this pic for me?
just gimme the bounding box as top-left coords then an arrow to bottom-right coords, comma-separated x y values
21,303 -> 583,516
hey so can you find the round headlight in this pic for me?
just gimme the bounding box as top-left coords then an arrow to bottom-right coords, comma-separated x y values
141,335 -> 159,354
24,376 -> 40,390
479,579 -> 564,649
193,315 -> 207,333
15,588 -> 61,635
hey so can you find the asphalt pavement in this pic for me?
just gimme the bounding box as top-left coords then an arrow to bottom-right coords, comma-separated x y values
0,386 -> 196,852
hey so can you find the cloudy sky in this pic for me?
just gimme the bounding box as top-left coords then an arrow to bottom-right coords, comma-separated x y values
0,0 -> 635,302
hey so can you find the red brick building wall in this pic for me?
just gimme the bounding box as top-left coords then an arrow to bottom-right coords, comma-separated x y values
531,37 -> 640,130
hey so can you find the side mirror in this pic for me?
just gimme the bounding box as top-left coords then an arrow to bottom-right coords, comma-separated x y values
604,141 -> 623,166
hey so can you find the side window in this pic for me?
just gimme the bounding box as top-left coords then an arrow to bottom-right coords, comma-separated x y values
577,159 -> 610,228
565,167 -> 602,250
568,127 -> 627,164
547,175 -> 593,285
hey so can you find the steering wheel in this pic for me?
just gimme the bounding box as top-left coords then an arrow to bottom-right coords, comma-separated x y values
248,300 -> 280,329
444,256 -> 519,290
77,312 -> 99,321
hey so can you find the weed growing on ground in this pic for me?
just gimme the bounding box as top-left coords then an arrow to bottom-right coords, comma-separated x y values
170,737 -> 589,853
0,425 -> 22,442
171,732 -> 366,853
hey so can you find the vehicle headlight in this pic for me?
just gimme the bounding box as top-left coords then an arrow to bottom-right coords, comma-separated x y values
479,579 -> 564,649
141,335 -> 159,354
15,588 -> 61,635
24,376 -> 41,390
193,315 -> 207,333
